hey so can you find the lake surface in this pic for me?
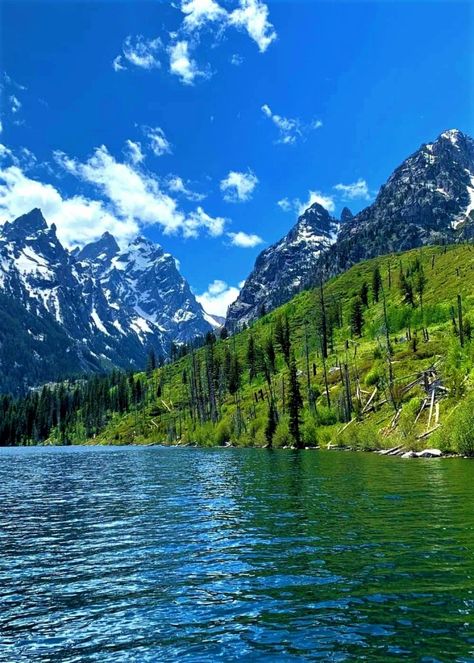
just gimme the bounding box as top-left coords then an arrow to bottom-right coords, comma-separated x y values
1,447 -> 474,662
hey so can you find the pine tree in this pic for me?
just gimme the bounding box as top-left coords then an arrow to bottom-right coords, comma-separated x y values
372,265 -> 382,303
146,349 -> 157,376
247,334 -> 257,381
287,351 -> 303,448
274,314 -> 291,365
265,401 -> 278,447
359,281 -> 369,307
350,297 -> 364,337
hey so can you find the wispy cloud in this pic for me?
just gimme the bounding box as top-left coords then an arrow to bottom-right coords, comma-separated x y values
167,175 -> 206,201
168,40 -> 208,85
143,126 -> 172,157
54,145 -> 226,240
124,140 -> 144,165
113,35 -> 162,71
261,104 -> 322,145
227,230 -> 263,248
334,178 -> 371,201
228,0 -> 277,53
220,169 -> 258,202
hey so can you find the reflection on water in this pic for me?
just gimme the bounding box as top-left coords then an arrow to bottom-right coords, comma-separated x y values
0,446 -> 474,662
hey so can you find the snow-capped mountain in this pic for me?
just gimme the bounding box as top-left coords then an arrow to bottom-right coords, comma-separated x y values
226,202 -> 340,328
0,209 -> 214,393
227,129 -> 474,328
319,129 -> 474,277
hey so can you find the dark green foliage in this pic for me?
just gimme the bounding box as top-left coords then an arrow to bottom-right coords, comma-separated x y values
247,335 -> 257,381
274,313 -> 291,364
372,265 -> 382,303
360,281 -> 369,307
287,351 -> 303,448
350,297 -> 364,337
0,370 -> 145,446
265,401 -> 278,447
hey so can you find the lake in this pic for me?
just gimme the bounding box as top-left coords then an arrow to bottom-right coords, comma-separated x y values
0,446 -> 473,662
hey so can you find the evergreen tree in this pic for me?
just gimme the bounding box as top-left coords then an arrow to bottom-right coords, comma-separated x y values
146,349 -> 157,376
219,326 -> 229,340
287,351 -> 303,448
360,281 -> 369,307
265,401 -> 278,447
350,297 -> 364,337
275,313 -> 291,365
247,334 -> 257,381
372,265 -> 382,303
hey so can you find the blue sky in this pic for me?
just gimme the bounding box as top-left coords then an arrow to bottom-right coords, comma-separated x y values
0,0 -> 472,315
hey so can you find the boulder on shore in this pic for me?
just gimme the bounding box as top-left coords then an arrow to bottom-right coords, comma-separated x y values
416,448 -> 443,458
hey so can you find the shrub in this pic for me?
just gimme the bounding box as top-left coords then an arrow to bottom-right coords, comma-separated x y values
398,397 -> 422,440
273,416 -> 291,448
302,414 -> 319,447
214,418 -> 231,446
450,399 -> 474,456
315,405 -> 337,426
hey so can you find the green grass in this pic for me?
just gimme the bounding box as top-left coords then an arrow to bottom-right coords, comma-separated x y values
93,243 -> 474,454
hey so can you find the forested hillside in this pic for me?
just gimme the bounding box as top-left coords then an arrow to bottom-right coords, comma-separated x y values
3,243 -> 474,455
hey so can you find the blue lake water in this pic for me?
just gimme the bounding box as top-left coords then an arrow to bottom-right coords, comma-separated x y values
1,446 -> 474,662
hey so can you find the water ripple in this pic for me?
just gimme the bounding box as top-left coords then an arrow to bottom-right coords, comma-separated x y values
1,446 -> 474,662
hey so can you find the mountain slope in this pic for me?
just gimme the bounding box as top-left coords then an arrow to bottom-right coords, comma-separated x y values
227,129 -> 474,328
319,129 -> 474,278
0,209 -> 213,393
227,202 -> 339,328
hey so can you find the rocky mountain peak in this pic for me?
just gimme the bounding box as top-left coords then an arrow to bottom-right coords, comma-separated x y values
340,207 -> 353,223
77,231 -> 120,263
2,208 -> 48,240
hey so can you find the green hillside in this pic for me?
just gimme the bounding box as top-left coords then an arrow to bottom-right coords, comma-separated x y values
86,243 -> 474,455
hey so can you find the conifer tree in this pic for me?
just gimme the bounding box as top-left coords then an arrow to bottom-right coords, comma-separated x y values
287,351 -> 303,448
350,297 -> 364,337
265,401 -> 278,447
372,265 -> 382,303
274,314 -> 291,365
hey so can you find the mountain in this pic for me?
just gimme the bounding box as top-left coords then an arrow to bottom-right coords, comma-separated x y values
0,209 -> 214,393
227,129 -> 474,328
226,202 -> 339,328
319,129 -> 474,278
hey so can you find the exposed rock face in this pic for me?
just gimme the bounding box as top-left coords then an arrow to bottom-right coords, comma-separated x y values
0,209 -> 214,393
226,202 -> 339,328
227,129 -> 474,328
320,129 -> 474,278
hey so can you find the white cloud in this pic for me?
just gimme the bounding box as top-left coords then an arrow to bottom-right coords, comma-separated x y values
196,279 -> 240,317
185,206 -> 226,238
229,0 -> 277,53
181,0 -> 227,31
0,121 -> 3,135
278,190 -> 335,216
114,35 -> 162,71
334,178 -> 370,201
168,40 -> 207,85
167,175 -> 206,201
124,139 -> 145,165
220,169 -> 258,202
277,197 -> 292,212
261,104 -> 322,145
54,145 -> 224,239
112,55 -> 126,72
227,231 -> 263,248
0,157 -> 138,248
298,190 -> 335,214
230,53 -> 244,66
143,126 -> 172,157
10,95 -> 21,114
